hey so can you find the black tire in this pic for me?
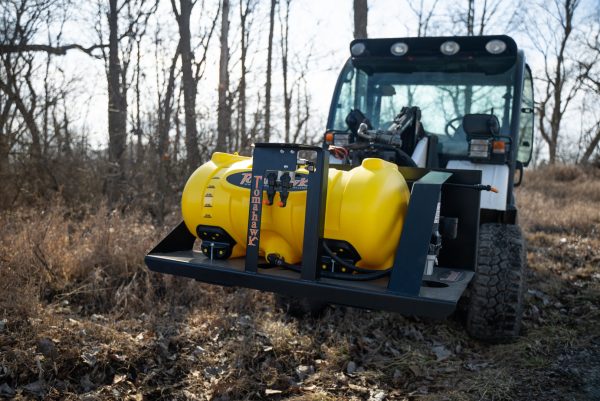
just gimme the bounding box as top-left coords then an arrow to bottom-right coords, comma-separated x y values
275,294 -> 328,318
466,223 -> 526,343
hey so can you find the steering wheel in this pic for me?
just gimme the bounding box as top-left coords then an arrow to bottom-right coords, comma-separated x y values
444,116 -> 463,139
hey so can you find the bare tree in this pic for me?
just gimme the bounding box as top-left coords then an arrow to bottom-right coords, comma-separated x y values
237,0 -> 255,153
91,0 -> 157,203
0,92 -> 15,174
132,35 -> 144,165
264,0 -> 276,142
291,69 -> 310,144
0,0 -> 105,200
0,54 -> 43,160
216,0 -> 231,152
279,0 -> 291,142
531,0 -> 582,164
353,0 -> 368,39
450,0 -> 513,36
0,0 -> 70,188
406,0 -> 439,37
172,0 -> 201,171
0,0 -> 157,203
0,1 -> 49,164
170,0 -> 219,169
155,43 -> 180,222
577,22 -> 600,164
104,0 -> 128,203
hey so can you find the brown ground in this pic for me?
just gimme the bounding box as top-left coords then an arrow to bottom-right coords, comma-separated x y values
1,165 -> 599,400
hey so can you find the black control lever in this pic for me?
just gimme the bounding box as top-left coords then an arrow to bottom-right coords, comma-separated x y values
264,172 -> 277,206
278,172 -> 292,207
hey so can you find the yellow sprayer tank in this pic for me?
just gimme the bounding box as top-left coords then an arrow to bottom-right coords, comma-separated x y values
181,152 -> 410,270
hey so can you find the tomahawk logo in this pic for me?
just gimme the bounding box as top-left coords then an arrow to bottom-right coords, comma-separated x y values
226,171 -> 308,190
247,175 -> 262,247
239,172 -> 252,186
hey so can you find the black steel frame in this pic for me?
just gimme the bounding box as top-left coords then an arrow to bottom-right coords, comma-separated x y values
145,143 -> 480,318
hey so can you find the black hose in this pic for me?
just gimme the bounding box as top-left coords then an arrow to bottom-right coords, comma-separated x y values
266,251 -> 392,282
443,182 -> 498,192
322,242 -> 391,274
324,268 -> 390,281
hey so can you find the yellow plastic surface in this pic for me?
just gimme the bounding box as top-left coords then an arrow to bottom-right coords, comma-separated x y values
181,152 -> 410,270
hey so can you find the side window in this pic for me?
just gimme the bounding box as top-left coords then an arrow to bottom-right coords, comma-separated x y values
518,66 -> 534,166
333,67 -> 356,130
332,66 -> 368,130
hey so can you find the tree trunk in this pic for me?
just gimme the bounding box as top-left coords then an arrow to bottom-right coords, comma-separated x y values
238,0 -> 251,153
174,89 -> 182,162
264,0 -> 276,142
535,0 -> 580,164
280,0 -> 291,143
62,108 -> 72,156
466,0 -> 475,35
216,0 -> 231,152
156,46 -> 180,223
106,0 -> 128,204
176,0 -> 201,171
134,37 -> 143,165
0,77 -> 42,162
0,95 -> 12,174
580,127 -> 600,164
0,133 -> 8,174
353,0 -> 368,39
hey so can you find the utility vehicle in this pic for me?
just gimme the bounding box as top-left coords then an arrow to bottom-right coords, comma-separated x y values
145,35 -> 533,342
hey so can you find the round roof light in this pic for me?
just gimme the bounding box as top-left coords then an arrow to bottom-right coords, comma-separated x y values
351,42 -> 366,56
440,40 -> 460,56
485,39 -> 507,54
390,42 -> 409,56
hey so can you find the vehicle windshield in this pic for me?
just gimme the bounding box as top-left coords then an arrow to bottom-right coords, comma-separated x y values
328,62 -> 517,156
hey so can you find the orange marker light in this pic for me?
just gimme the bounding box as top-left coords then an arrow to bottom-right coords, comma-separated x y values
324,132 -> 335,144
492,140 -> 506,154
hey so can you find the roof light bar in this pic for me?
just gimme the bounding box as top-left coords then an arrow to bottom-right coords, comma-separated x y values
440,40 -> 460,55
351,42 -> 366,56
485,39 -> 507,54
390,42 -> 409,56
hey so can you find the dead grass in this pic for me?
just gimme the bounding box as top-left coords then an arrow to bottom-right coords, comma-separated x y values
519,164 -> 600,235
0,165 -> 599,400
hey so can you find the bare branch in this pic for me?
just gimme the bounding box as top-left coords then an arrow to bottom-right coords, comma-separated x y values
0,43 -> 107,56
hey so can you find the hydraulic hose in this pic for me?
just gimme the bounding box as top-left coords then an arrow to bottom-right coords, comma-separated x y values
322,242 -> 391,275
266,247 -> 393,282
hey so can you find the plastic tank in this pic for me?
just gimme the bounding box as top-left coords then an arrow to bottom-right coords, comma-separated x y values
181,152 -> 410,270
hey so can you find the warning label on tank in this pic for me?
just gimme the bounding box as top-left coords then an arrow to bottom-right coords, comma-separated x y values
226,172 -> 308,191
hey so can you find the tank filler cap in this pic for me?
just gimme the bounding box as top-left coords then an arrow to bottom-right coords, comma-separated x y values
362,158 -> 386,171
211,152 -> 247,165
